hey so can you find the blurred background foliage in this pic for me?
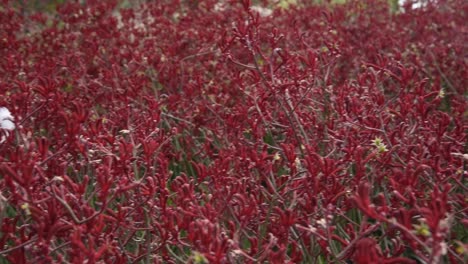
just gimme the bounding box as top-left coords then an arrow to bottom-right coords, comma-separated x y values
12,0 -> 404,14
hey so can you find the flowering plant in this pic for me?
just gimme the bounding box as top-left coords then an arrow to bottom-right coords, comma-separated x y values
0,0 -> 466,263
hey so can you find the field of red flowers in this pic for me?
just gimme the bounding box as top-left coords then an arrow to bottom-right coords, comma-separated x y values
0,0 -> 466,263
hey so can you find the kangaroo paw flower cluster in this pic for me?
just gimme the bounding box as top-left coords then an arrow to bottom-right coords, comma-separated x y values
0,0 -> 465,262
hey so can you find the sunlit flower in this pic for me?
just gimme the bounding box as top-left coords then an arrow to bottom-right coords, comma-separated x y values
0,107 -> 15,143
413,221 -> 431,237
273,152 -> 281,161
437,88 -> 445,99
371,137 -> 388,153
21,203 -> 31,216
192,251 -> 208,264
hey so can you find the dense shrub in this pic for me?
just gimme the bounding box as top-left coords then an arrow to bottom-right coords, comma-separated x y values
0,0 -> 466,263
